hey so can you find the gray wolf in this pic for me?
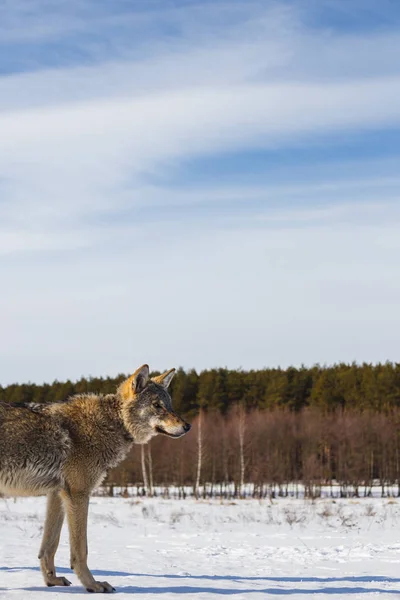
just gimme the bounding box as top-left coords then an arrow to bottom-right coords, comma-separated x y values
0,364 -> 191,592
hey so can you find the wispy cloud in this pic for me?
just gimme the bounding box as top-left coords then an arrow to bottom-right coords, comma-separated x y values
1,75 -> 399,246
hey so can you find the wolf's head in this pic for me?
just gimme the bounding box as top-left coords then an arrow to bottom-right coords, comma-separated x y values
118,364 -> 191,444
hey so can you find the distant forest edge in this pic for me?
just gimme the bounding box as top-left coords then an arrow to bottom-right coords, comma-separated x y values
2,362 -> 400,413
3,363 -> 400,497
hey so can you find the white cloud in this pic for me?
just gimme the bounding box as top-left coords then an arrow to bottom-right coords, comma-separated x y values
1,77 -> 399,235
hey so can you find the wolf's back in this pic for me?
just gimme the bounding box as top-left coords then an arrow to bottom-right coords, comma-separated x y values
0,403 -> 71,496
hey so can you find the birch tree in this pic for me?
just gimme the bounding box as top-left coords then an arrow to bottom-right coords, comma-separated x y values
194,408 -> 203,498
147,443 -> 153,497
141,444 -> 149,495
238,404 -> 246,498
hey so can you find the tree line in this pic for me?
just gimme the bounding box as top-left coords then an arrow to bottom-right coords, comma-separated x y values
2,362 -> 400,413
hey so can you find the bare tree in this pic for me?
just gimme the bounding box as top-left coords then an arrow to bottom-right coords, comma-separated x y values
147,443 -> 153,496
236,404 -> 246,497
194,409 -> 203,498
141,444 -> 149,495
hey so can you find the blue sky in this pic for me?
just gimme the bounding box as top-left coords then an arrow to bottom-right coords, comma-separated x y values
0,0 -> 399,384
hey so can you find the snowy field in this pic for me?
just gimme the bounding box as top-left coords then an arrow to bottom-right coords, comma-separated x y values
2,496 -> 400,598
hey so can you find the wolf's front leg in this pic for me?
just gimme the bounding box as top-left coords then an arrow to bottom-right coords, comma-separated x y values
61,490 -> 115,593
38,491 -> 71,587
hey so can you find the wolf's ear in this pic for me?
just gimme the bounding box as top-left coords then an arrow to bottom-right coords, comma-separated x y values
152,368 -> 176,389
131,364 -> 150,393
118,364 -> 149,400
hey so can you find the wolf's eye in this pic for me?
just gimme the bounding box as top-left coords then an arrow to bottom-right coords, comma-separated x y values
153,401 -> 162,409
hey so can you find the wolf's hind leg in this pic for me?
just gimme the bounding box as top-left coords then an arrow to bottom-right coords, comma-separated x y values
38,491 -> 71,587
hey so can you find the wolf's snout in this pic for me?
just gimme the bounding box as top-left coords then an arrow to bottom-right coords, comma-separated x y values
183,422 -> 191,433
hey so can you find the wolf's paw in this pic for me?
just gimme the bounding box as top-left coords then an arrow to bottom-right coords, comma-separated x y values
46,576 -> 72,587
86,581 -> 116,593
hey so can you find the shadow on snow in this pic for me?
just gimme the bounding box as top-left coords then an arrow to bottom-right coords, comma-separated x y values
2,567 -> 400,595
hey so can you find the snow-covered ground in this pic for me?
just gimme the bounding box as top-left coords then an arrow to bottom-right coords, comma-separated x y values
1,496 -> 400,598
